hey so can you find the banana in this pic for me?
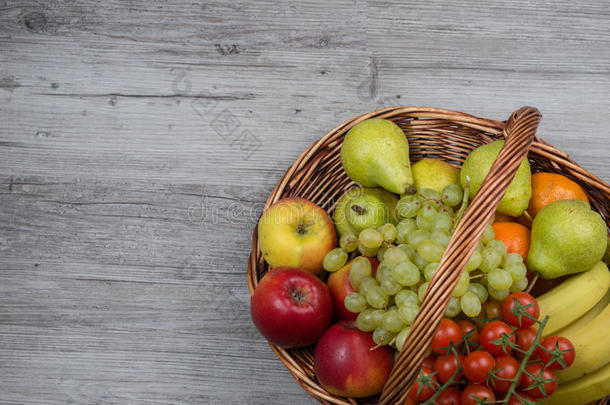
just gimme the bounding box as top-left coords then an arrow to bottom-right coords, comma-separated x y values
554,300 -> 610,383
536,262 -> 610,337
543,361 -> 610,405
555,289 -> 610,337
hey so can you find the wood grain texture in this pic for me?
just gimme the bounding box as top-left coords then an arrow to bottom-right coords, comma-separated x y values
0,1 -> 608,404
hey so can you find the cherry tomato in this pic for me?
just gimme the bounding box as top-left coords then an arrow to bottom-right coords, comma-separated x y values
490,356 -> 521,393
431,318 -> 463,354
520,364 -> 557,399
461,383 -> 495,405
507,392 -> 532,405
422,354 -> 437,371
463,350 -> 496,384
457,319 -> 480,350
516,327 -> 538,359
475,300 -> 503,328
436,386 -> 462,405
502,292 -> 540,329
408,366 -> 439,402
480,320 -> 515,356
539,336 -> 575,370
434,352 -> 463,384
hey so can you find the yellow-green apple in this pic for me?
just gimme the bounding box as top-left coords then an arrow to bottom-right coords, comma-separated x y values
258,197 -> 337,275
250,267 -> 333,348
314,321 -> 394,397
327,257 -> 379,321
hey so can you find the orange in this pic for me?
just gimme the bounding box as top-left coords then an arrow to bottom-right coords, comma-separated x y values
528,172 -> 589,218
494,213 -> 516,223
492,222 -> 531,261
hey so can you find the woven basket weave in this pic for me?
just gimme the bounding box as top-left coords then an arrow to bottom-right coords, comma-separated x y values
247,106 -> 610,405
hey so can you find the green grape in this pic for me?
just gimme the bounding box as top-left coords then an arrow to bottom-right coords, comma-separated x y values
441,184 -> 463,207
424,262 -> 438,281
510,276 -> 529,292
396,195 -> 420,218
418,188 -> 441,201
418,282 -> 430,302
359,228 -> 384,249
468,282 -> 488,303
397,219 -> 417,243
373,327 -> 395,346
460,291 -> 482,317
413,252 -> 430,271
480,247 -> 502,273
398,302 -> 419,324
395,289 -> 418,308
488,268 -> 513,290
344,293 -> 367,313
445,296 -> 461,317
376,263 -> 390,282
430,230 -> 451,247
382,310 -> 406,332
397,243 -> 416,261
416,204 -> 438,231
366,286 -> 389,309
377,245 -> 388,262
481,224 -> 495,244
506,262 -> 527,282
452,271 -> 470,297
407,229 -> 430,248
356,309 -> 377,332
358,276 -> 377,295
396,327 -> 411,351
339,233 -> 358,253
433,212 -> 453,233
465,250 -> 483,272
380,274 -> 402,295
371,309 -> 385,327
358,242 -> 378,257
475,242 -> 485,253
391,261 -> 420,286
417,239 -> 445,263
378,223 -> 398,243
487,239 -> 507,257
488,286 -> 510,301
384,247 -> 409,269
323,248 -> 348,272
349,256 -> 372,290
503,252 -> 523,267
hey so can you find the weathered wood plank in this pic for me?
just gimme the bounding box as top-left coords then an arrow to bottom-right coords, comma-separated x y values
0,0 -> 608,404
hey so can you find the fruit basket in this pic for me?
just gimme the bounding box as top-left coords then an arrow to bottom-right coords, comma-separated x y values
247,106 -> 610,405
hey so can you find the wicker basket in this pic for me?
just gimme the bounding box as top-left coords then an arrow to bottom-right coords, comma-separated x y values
247,106 -> 610,405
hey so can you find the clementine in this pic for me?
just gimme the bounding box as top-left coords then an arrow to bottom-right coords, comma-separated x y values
528,172 -> 589,218
491,221 -> 531,261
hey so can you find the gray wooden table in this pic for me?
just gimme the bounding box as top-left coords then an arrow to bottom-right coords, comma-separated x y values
0,1 -> 608,404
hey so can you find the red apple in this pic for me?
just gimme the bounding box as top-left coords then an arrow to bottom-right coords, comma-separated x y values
251,267 -> 333,348
314,321 -> 394,398
327,257 -> 379,321
258,197 -> 337,275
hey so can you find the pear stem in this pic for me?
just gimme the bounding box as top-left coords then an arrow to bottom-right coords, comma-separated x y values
350,204 -> 366,215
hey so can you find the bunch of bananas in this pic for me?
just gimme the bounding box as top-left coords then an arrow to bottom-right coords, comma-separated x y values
537,262 -> 610,405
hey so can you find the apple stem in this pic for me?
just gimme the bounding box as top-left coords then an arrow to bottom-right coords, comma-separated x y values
296,223 -> 307,235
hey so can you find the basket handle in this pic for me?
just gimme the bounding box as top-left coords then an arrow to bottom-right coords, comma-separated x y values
379,106 -> 542,405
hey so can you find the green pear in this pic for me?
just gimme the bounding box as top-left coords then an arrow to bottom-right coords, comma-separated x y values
412,158 -> 460,194
341,118 -> 413,194
333,187 -> 398,237
527,200 -> 607,279
460,140 -> 531,216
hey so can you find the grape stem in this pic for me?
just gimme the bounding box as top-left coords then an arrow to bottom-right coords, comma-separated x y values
451,181 -> 470,233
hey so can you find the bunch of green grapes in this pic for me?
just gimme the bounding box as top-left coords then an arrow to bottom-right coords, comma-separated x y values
322,184 -> 529,350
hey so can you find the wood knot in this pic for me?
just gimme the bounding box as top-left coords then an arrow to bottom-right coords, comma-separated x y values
23,11 -> 47,32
